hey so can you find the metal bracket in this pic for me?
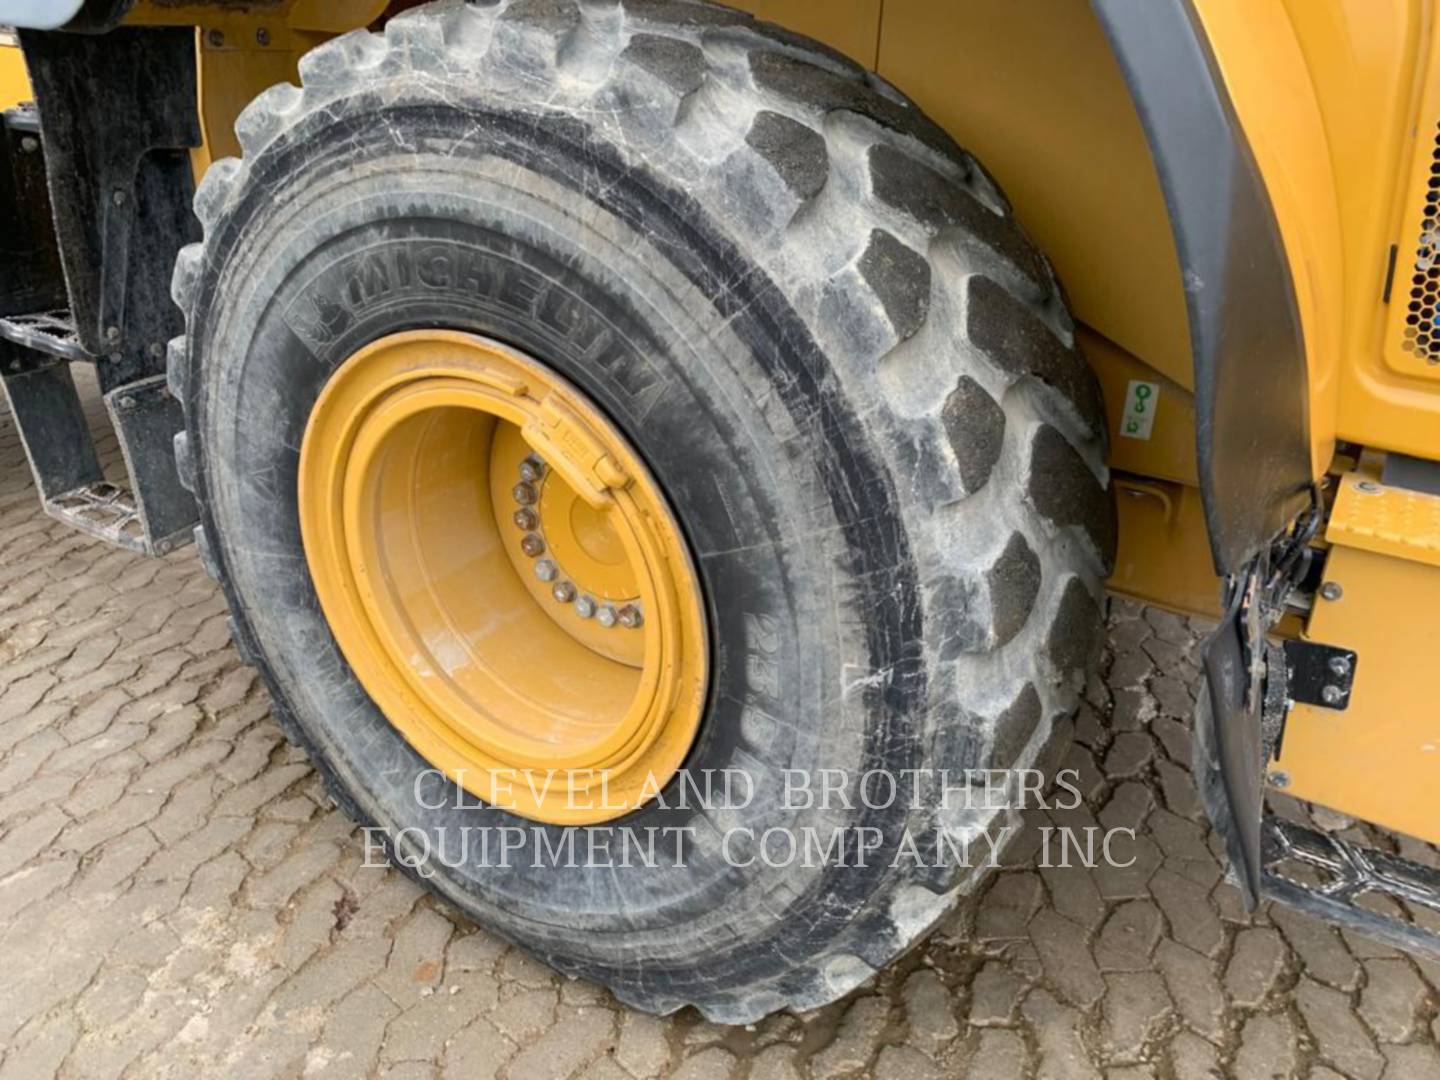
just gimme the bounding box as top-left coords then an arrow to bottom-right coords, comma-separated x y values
1281,639 -> 1357,711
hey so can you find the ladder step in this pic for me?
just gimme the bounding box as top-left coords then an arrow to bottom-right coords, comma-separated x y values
1263,816 -> 1440,961
46,481 -> 146,554
0,310 -> 93,364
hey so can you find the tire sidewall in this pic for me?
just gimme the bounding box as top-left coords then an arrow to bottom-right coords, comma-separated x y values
189,103 -> 928,995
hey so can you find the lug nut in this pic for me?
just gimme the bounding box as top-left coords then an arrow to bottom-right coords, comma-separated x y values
575,596 -> 597,619
513,508 -> 537,531
552,581 -> 576,604
1321,684 -> 1345,705
513,482 -> 537,506
617,605 -> 643,629
1320,582 -> 1343,602
596,605 -> 618,628
1328,655 -> 1351,678
520,534 -> 546,558
519,457 -> 545,483
534,559 -> 557,583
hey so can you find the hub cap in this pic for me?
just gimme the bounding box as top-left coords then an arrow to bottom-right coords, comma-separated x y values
298,331 -> 707,824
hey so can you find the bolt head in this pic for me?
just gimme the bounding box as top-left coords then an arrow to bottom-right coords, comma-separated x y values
1356,480 -> 1382,494
519,457 -> 545,483
520,534 -> 546,558
512,508 -> 537,531
112,188 -> 126,207
118,396 -> 136,410
617,605 -> 643,629
256,27 -> 271,46
1327,655 -> 1351,678
512,482 -> 538,506
534,559 -> 557,583
1320,582 -> 1343,602
1268,770 -> 1290,789
1321,684 -> 1345,705
552,581 -> 576,604
575,596 -> 596,619
206,28 -> 225,47
105,326 -> 121,344
20,136 -> 37,153
596,605 -> 618,628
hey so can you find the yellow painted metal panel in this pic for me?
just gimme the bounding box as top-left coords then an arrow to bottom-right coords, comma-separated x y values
1082,326 -> 1197,488
1275,542 -> 1440,844
0,37 -> 29,112
1196,1 -> 1440,466
1109,477 -> 1222,620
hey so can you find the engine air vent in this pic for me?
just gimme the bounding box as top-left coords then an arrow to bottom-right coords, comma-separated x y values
1403,120 -> 1440,364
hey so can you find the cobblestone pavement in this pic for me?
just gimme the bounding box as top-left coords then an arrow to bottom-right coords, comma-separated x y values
2,377 -> 1439,1079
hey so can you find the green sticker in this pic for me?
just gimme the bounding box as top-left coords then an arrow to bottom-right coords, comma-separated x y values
1120,380 -> 1159,441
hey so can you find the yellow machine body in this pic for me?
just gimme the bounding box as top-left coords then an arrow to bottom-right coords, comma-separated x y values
6,0 -> 1438,838
0,28 -> 28,111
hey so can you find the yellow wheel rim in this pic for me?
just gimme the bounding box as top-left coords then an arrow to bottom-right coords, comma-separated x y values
298,330 -> 708,824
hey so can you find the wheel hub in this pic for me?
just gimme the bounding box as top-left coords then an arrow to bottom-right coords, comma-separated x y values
298,331 -> 707,824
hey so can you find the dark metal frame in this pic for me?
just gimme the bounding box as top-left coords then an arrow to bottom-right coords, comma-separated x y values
0,25 -> 199,555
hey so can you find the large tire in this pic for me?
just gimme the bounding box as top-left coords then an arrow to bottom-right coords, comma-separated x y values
169,0 -> 1114,1021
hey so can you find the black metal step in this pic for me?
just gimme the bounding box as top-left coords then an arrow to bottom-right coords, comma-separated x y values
1263,816 -> 1440,960
46,480 -> 146,554
0,310 -> 92,364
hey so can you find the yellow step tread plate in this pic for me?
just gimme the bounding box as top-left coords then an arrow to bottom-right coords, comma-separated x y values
1326,472 -> 1440,567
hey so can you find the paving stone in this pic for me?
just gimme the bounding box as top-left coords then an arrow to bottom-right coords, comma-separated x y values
1099,782 -> 1154,834
1093,833 -> 1162,901
1358,957 -> 1429,1042
1149,676 -> 1193,719
968,960 -> 1025,1027
1271,905 -> 1362,992
1168,1030 -> 1222,1080
1297,977 -> 1384,1080
1233,1013 -> 1298,1080
976,871 -> 1044,940
1155,940 -> 1225,1043
1022,988 -> 1101,1080
748,1045 -> 802,1080
1150,868 -> 1224,958
501,1004 -> 613,1080
441,1017 -> 515,1080
873,1045 -> 940,1080
1104,733 -> 1155,779
615,1009 -> 672,1078
1040,862 -> 1107,934
900,967 -> 957,1051
810,996 -> 890,1078
966,1029 -> 1028,1079
1029,909 -> 1105,1009
1223,927 -> 1286,1008
1,1011 -> 79,1080
1101,972 -> 1171,1064
1382,1042 -> 1440,1080
1095,900 -> 1162,972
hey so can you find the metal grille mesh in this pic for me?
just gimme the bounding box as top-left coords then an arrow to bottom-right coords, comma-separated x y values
1404,120 -> 1440,363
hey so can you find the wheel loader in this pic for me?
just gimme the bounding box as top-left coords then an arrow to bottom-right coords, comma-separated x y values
1,0 -> 1437,1022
